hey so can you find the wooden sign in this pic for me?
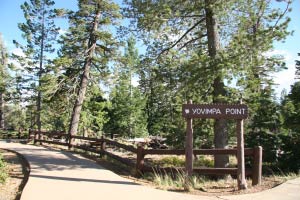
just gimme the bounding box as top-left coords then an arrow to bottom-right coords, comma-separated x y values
183,101 -> 249,190
182,104 -> 248,119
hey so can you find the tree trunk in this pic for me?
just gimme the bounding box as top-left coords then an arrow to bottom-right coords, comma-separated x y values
35,2 -> 45,144
36,66 -> 42,142
68,8 -> 101,147
36,90 -> 42,142
205,0 -> 229,168
0,35 -> 6,130
0,92 -> 4,129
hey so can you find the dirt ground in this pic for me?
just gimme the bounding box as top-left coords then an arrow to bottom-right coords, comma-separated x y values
119,167 -> 286,196
0,145 -> 290,199
0,149 -> 29,200
179,176 -> 285,196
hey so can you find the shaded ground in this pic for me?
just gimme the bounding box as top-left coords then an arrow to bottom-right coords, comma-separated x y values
0,149 -> 30,200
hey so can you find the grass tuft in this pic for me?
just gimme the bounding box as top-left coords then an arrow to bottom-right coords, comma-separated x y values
150,169 -> 207,191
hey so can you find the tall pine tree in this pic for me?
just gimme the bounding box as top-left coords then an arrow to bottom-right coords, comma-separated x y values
13,0 -> 59,138
0,33 -> 9,129
106,37 -> 147,138
296,53 -> 300,79
54,0 -> 121,145
123,0 -> 291,167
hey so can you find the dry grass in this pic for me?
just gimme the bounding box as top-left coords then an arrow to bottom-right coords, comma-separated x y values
144,171 -> 298,196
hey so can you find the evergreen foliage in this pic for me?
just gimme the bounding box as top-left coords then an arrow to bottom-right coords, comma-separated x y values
279,67 -> 300,172
281,82 -> 300,133
122,0 -> 292,167
80,85 -> 110,137
0,34 -> 9,129
296,53 -> 300,79
105,37 -> 148,138
12,0 -> 60,133
53,0 -> 121,138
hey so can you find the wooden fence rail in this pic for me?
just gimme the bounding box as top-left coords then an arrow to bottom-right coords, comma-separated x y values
29,130 -> 262,186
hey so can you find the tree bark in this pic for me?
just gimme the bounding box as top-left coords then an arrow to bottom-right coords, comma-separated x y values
0,36 -> 6,130
205,0 -> 229,168
68,7 -> 101,147
35,2 -> 45,144
0,92 -> 4,129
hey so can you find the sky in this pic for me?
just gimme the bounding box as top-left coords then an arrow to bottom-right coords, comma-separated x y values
0,0 -> 299,99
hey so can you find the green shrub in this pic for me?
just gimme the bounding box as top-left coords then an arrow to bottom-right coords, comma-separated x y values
278,132 -> 300,173
153,155 -> 216,168
0,154 -> 8,184
194,155 -> 214,167
153,156 -> 185,167
246,130 -> 300,173
246,131 -> 281,164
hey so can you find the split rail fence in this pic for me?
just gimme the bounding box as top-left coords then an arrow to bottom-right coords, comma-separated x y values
29,130 -> 262,186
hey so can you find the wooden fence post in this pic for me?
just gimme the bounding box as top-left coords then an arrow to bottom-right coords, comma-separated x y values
28,129 -> 32,142
185,100 -> 193,177
68,135 -> 74,150
236,119 -> 247,190
136,144 -> 145,176
33,130 -> 38,144
252,146 -> 262,186
100,136 -> 106,158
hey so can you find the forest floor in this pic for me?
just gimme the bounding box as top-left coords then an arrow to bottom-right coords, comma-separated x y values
0,144 -> 297,199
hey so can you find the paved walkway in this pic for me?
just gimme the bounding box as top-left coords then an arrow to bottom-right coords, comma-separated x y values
1,140 -> 299,200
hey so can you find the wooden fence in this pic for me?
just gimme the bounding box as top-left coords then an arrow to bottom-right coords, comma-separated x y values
29,130 -> 262,186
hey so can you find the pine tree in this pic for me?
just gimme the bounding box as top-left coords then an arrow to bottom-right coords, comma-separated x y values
123,0 -> 233,167
13,0 -> 59,138
296,53 -> 300,79
0,33 -> 9,129
278,81 -> 300,172
79,85 -> 110,137
282,81 -> 300,132
55,0 -> 121,145
226,0 -> 291,138
122,36 -> 140,136
123,0 -> 291,167
106,37 -> 147,138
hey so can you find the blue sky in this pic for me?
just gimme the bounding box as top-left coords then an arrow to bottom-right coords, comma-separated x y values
0,0 -> 299,98
0,0 -> 77,50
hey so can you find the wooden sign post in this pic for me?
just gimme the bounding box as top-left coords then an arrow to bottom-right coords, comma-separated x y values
237,118 -> 247,189
182,102 -> 248,190
185,100 -> 193,177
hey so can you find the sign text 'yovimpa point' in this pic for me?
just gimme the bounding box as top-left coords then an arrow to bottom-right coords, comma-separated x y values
182,104 -> 248,119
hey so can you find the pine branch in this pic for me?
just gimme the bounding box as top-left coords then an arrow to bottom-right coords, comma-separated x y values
158,18 -> 206,56
272,1 -> 291,29
96,43 -> 112,52
178,35 -> 207,50
180,14 -> 205,18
